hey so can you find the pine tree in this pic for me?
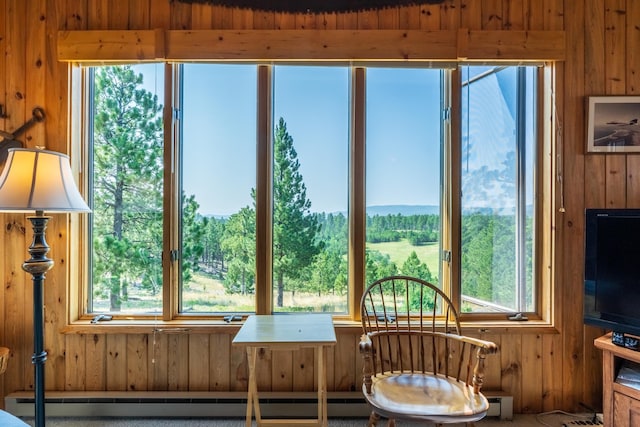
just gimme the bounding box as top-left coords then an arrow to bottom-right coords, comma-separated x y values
272,118 -> 323,307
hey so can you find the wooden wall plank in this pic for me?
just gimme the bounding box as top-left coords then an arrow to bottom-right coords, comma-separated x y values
504,0 -> 524,30
604,1 -> 627,210
628,0 -> 640,94
64,334 -> 85,390
625,0 -> 640,208
108,0 -> 130,30
357,10 -> 379,30
271,351 -> 293,392
128,0 -> 150,29
605,0 -> 627,95
85,334 -> 107,390
377,7 -> 399,30
211,5 -> 233,29
440,0 -> 460,30
253,9 -> 274,30
275,11 -> 296,30
0,0 -> 5,403
256,347 -> 272,391
541,333 -> 563,411
209,334 -> 230,390
127,334 -> 148,391
500,334 -> 522,411
482,0 -> 504,29
191,3 -> 212,29
520,334 -> 543,413
543,0 -> 564,31
478,333 -> 502,390
230,343 -> 247,392
149,0 -> 171,30
88,0 -> 109,29
583,0 -> 606,212
461,0 -> 482,30
420,3 -> 440,30
148,333 -> 169,390
292,348 -> 314,391
106,335 -> 127,390
188,334 -> 209,390
333,334 -> 356,391
399,5 -> 420,29
167,335 -> 189,390
4,0 -> 29,400
526,0 -> 543,31
561,0 -> 586,412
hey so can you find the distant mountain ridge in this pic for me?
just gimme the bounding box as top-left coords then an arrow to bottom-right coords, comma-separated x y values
364,205 -> 440,216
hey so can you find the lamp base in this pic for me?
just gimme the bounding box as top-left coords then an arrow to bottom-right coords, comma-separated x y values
22,213 -> 53,427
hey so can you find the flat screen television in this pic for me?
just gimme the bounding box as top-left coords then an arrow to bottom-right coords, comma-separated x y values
584,208 -> 640,338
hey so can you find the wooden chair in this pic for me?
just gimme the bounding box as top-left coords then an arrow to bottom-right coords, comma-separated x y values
359,275 -> 498,427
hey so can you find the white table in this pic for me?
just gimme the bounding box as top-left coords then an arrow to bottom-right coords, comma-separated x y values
232,314 -> 337,427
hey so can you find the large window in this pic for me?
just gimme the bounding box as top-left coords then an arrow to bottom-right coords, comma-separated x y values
81,62 -> 545,320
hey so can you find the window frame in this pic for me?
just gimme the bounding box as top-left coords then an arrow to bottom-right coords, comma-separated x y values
71,61 -> 554,327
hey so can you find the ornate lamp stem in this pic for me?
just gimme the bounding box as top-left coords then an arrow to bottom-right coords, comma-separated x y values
21,210 -> 53,427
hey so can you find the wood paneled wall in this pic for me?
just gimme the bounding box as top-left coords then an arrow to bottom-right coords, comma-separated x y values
0,0 -> 638,414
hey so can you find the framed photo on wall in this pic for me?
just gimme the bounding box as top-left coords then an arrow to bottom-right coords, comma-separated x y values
587,96 -> 640,153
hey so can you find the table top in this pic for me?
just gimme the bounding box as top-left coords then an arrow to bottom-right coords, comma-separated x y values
232,314 -> 337,347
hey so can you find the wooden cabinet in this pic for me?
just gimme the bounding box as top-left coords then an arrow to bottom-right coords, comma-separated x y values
595,334 -> 640,426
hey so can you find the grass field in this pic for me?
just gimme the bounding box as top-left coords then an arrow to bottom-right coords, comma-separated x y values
96,239 -> 439,313
367,239 -> 440,274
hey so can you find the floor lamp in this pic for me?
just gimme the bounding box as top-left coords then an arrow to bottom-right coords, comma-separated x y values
0,148 -> 90,427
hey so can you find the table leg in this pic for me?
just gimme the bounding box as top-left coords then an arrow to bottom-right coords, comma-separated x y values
246,346 -> 262,427
316,345 -> 328,427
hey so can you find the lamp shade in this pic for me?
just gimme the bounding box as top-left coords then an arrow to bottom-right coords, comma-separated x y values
0,148 -> 90,213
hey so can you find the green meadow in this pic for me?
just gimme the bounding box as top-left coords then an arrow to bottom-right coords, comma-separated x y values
367,239 -> 440,274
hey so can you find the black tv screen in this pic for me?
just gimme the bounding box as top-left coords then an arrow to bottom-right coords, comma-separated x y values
584,209 -> 640,338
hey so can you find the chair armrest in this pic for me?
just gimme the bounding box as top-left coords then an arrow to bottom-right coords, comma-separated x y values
445,333 -> 499,355
359,334 -> 374,394
439,332 -> 498,394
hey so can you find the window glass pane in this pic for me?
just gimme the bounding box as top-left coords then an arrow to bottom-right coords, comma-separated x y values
90,64 -> 165,314
460,66 -> 536,313
272,65 -> 349,313
365,68 -> 443,298
181,64 -> 257,313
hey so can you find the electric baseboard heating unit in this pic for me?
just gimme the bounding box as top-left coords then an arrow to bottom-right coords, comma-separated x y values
5,391 -> 513,420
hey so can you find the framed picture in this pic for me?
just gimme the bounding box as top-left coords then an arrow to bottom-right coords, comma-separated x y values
587,96 -> 640,153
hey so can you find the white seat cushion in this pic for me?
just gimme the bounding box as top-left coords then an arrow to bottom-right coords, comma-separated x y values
363,372 -> 489,423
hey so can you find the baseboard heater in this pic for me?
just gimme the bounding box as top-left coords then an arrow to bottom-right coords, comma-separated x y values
5,390 -> 512,420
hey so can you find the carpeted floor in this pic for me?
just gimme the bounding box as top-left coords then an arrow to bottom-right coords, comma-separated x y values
19,412 -> 603,427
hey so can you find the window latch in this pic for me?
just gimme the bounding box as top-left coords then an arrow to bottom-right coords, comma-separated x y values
170,249 -> 180,262
442,250 -> 452,263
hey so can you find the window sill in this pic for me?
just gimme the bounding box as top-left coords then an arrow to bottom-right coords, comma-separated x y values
61,318 -> 557,335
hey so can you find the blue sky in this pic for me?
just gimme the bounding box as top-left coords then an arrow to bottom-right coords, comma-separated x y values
135,63 -> 526,217
153,63 -> 444,217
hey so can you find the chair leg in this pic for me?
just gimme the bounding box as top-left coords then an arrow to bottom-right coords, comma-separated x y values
367,411 -> 380,427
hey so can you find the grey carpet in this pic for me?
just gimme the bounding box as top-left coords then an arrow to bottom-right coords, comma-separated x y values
19,413 -> 602,427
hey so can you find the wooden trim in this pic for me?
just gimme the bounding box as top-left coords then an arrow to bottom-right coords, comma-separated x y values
164,63 -> 180,321
165,29 -> 458,61
57,29 -> 566,63
349,67 -> 366,321
57,29 -> 165,62
457,29 -> 566,61
255,64 -> 272,314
